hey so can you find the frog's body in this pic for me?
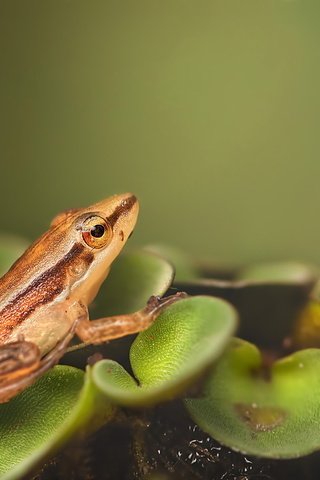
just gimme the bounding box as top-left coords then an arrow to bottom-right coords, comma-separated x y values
0,194 -> 182,402
0,194 -> 138,356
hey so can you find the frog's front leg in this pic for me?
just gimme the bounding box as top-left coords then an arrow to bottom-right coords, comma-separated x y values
76,292 -> 187,344
0,303 -> 83,403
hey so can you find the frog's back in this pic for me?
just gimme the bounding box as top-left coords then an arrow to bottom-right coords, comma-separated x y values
0,226 -> 80,343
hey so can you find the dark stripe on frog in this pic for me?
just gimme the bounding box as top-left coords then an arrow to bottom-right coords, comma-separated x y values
0,243 -> 93,342
107,195 -> 137,227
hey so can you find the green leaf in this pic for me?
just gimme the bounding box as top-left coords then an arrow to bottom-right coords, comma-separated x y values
186,339 -> 320,458
0,366 -> 114,480
0,235 -> 29,276
237,261 -> 318,284
143,244 -> 199,282
94,249 -> 174,316
92,296 -> 237,406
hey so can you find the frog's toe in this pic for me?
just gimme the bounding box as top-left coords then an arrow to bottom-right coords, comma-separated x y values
145,291 -> 188,315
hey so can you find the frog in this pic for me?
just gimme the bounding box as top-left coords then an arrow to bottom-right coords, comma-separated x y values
0,193 -> 183,402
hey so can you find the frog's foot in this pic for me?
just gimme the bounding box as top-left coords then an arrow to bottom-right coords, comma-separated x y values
76,291 -> 188,345
144,291 -> 188,316
0,322 -> 77,404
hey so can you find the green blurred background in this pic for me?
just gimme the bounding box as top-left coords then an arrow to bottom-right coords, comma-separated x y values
1,0 -> 320,265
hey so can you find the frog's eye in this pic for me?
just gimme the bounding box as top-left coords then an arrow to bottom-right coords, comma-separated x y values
81,215 -> 112,249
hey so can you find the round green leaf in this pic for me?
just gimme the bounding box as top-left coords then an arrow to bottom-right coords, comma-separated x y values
94,250 -> 174,316
0,365 -> 114,480
237,261 -> 317,284
186,339 -> 320,458
144,244 -> 199,282
0,235 -> 29,276
92,296 -> 237,406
